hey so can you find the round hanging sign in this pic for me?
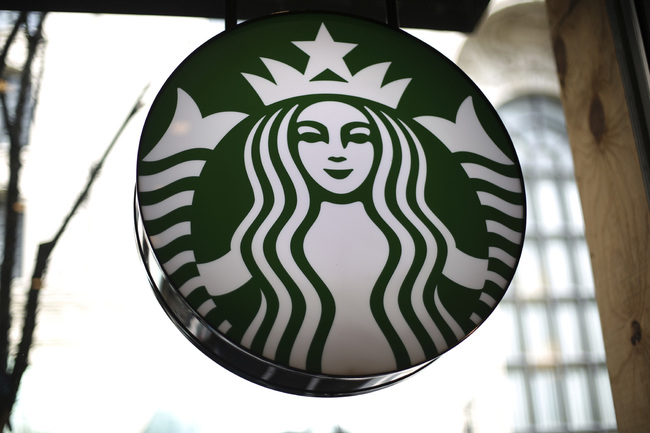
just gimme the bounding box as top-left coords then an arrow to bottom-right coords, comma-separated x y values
135,11 -> 526,396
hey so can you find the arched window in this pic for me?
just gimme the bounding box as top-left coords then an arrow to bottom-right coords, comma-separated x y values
498,96 -> 616,432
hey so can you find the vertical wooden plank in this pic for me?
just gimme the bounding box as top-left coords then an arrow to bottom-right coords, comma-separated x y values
545,0 -> 650,431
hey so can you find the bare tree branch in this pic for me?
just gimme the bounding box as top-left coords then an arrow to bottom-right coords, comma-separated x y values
6,85 -> 148,426
0,93 -> 14,143
0,12 -> 28,380
0,12 -> 146,429
0,12 -> 27,79
0,11 -> 47,431
1,83 -> 147,428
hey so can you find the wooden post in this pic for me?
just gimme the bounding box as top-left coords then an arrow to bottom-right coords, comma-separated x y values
545,0 -> 650,431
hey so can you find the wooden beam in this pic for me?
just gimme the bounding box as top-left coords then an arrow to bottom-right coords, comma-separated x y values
546,0 -> 650,431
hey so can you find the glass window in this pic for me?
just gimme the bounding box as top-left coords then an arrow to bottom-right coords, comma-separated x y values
535,179 -> 564,235
596,367 -> 617,427
564,180 -> 585,233
521,303 -> 552,363
545,240 -> 573,297
576,240 -> 596,296
512,240 -> 544,298
1,70 -> 34,148
508,369 -> 532,431
0,11 -> 20,32
565,367 -> 595,429
531,369 -> 562,431
498,95 -> 616,433
584,301 -> 606,357
555,302 -> 583,361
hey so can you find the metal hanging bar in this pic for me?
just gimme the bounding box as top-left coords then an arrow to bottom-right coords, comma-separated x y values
225,0 -> 237,31
386,0 -> 400,29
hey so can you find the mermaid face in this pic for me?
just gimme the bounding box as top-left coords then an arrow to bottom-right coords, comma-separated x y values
296,101 -> 374,195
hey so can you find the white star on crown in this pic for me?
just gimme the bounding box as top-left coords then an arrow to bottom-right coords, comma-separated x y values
242,24 -> 411,109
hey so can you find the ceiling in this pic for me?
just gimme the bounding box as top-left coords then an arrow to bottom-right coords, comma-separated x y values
3,0 -> 490,32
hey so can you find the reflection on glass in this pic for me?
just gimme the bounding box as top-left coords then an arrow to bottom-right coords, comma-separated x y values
522,304 -> 552,363
596,367 -> 617,427
508,370 -> 531,431
584,302 -> 606,357
555,302 -> 583,361
535,180 -> 563,234
546,240 -> 572,297
564,181 -> 585,232
576,240 -> 596,296
565,368 -> 594,430
531,370 -> 562,431
513,241 -> 544,298
498,95 -> 616,433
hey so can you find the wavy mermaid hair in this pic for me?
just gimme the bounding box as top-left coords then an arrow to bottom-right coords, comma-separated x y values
232,97 -> 455,373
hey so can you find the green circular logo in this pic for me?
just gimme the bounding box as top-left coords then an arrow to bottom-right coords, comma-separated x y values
136,12 -> 525,395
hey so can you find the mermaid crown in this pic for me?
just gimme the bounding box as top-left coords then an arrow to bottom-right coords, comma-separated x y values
242,23 -> 411,109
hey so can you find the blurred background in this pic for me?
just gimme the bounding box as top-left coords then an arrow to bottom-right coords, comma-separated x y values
0,1 -> 618,432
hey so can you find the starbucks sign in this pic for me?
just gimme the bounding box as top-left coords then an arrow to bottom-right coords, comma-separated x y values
135,12 -> 525,396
